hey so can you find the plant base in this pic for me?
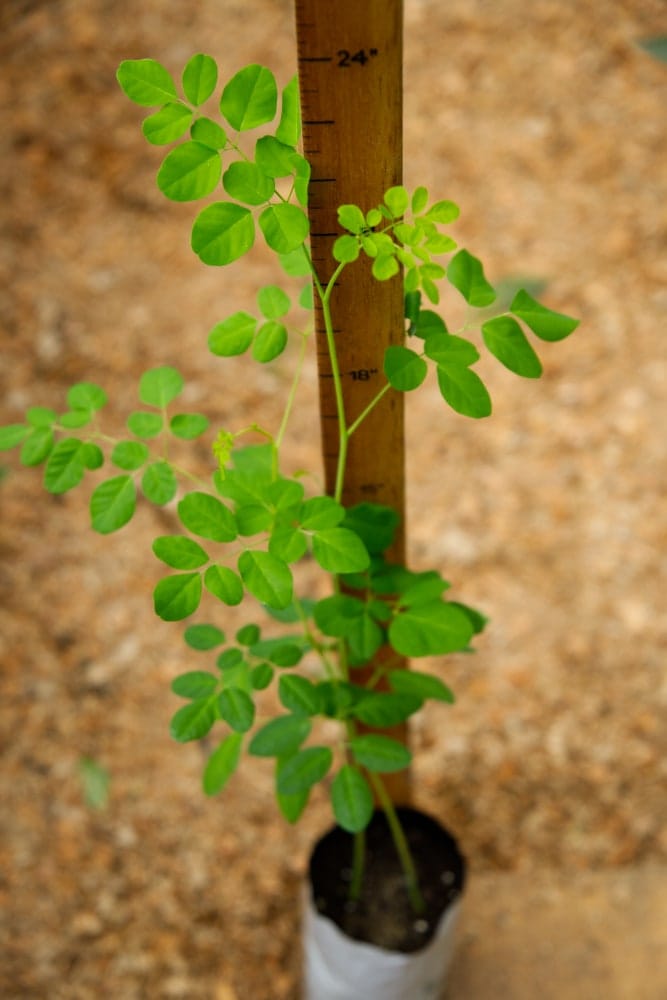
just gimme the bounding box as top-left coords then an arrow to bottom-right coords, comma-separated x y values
303,807 -> 465,1000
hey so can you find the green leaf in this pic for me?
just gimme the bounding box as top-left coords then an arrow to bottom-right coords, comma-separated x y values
248,714 -> 311,757
157,141 -> 221,202
184,624 -> 225,650
44,438 -> 87,493
236,623 -> 261,646
238,550 -> 293,609
372,254 -> 400,281
142,102 -> 192,144
218,688 -> 254,733
353,692 -> 422,727
510,289 -> 579,342
275,75 -> 301,145
204,564 -> 244,605
416,309 -> 447,339
251,663 -> 274,690
0,424 -> 30,450
349,733 -> 412,773
59,409 -> 91,429
269,525 -> 308,563
236,504 -> 272,536
250,635 -> 305,668
257,285 -> 291,320
314,594 -> 366,636
278,675 -> 322,716
222,161 -> 274,205
192,202 -> 255,265
190,116 -> 227,149
384,345 -> 427,391
331,765 -> 373,833
276,785 -> 310,824
424,332 -> 479,367
312,528 -> 370,574
153,535 -> 209,569
300,496 -> 345,531
203,732 -> 243,795
637,35 -> 667,62
208,311 -> 256,356
252,321 -> 287,363
79,757 -> 110,811
259,204 -> 309,254
389,600 -> 473,656
139,366 -> 183,407
182,53 -> 218,106
279,247 -> 312,277
20,427 -> 54,466
342,503 -> 399,555
436,364 -> 492,419
277,746 -> 332,796
384,185 -> 409,217
388,669 -> 455,704
67,383 -> 107,413
83,443 -> 103,471
171,671 -> 218,698
154,572 -> 202,621
254,135 -> 299,178
220,64 -> 277,131
411,186 -> 429,214
170,413 -> 209,439
111,440 -> 149,470
142,460 -> 177,504
447,249 -> 496,307
482,316 -> 543,378
178,491 -> 237,542
337,204 -> 366,234
116,58 -> 178,106
27,406 -> 56,427
425,199 -> 460,223
333,234 -> 360,264
170,697 -> 217,742
128,411 -> 163,438
89,475 -> 135,533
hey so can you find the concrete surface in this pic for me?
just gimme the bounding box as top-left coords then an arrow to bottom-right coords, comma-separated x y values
443,864 -> 667,999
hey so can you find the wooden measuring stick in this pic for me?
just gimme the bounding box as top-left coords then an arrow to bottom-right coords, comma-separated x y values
294,0 -> 410,803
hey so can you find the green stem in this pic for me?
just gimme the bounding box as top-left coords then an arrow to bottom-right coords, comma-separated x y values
368,771 -> 425,915
347,382 -> 393,438
274,329 -> 310,453
349,828 -> 365,902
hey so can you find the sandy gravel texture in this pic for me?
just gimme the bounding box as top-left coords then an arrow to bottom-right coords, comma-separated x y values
1,1 -> 665,997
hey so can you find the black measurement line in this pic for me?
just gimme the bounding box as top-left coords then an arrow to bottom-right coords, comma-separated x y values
311,232 -> 339,237
303,119 -> 335,126
310,178 -> 336,183
300,56 -> 333,63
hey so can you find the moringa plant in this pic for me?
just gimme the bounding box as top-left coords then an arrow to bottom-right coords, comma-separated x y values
0,55 -> 578,910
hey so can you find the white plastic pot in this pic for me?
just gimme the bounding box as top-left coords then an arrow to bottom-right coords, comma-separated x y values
303,808 -> 465,1000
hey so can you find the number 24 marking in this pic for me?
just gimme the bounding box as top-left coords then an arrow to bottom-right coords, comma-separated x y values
337,48 -> 378,68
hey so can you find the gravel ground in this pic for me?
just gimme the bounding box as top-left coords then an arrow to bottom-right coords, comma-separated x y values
1,1 -> 665,997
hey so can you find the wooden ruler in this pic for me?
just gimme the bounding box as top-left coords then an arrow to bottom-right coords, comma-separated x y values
294,0 -> 405,564
294,0 -> 410,802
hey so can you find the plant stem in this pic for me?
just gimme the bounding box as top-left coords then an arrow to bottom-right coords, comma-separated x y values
368,771 -> 425,915
347,382 -> 392,438
349,828 -> 365,903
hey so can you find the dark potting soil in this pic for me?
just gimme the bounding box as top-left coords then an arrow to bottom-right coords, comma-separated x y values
309,807 -> 465,953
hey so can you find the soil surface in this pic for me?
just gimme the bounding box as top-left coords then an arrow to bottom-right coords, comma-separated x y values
1,1 -> 665,998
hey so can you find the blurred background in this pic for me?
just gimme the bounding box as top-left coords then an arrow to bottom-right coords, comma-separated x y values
0,1 -> 665,997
